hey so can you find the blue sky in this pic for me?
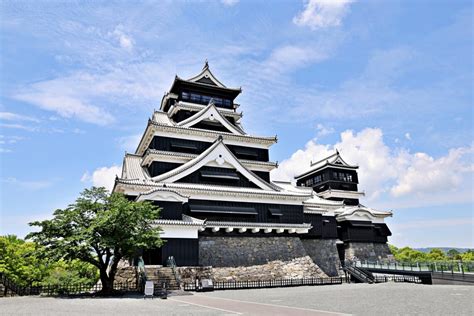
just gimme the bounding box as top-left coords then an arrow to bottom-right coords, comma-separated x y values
0,0 -> 472,248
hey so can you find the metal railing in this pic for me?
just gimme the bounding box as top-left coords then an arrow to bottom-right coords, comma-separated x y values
343,264 -> 375,283
373,275 -> 422,284
137,256 -> 147,291
1,272 -> 137,296
354,260 -> 474,274
183,277 -> 346,291
167,256 -> 181,288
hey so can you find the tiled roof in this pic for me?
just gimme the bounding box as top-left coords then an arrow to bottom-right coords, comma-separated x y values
295,151 -> 358,180
335,205 -> 392,218
205,220 -> 312,229
144,149 -> 277,168
154,215 -> 205,226
116,178 -> 311,198
176,101 -> 246,135
123,154 -> 148,180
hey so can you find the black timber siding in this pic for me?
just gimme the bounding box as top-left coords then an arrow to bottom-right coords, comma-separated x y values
176,166 -> 261,189
253,171 -> 270,183
148,161 -> 270,188
148,136 -> 269,162
142,238 -> 199,266
151,200 -> 183,220
192,121 -> 236,133
302,214 -> 338,239
148,161 -> 181,177
337,221 -> 391,243
184,199 -> 304,224
172,109 -> 237,125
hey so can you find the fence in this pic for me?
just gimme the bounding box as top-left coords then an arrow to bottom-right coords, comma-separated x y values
1,272 -> 138,297
354,260 -> 474,274
373,275 -> 422,284
183,277 -> 347,291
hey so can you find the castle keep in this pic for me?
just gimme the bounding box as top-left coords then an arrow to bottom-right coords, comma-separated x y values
112,62 -> 393,277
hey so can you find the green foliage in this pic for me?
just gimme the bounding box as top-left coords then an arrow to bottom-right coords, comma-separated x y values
389,245 -> 474,263
27,187 -> 162,292
426,248 -> 445,261
0,235 -> 98,287
461,250 -> 474,261
0,235 -> 49,286
41,259 -> 98,286
391,246 -> 427,262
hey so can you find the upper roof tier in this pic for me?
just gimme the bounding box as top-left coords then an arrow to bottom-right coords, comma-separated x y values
294,150 -> 359,180
161,61 -> 242,112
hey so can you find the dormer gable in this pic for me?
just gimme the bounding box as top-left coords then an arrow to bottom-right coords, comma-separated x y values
151,137 -> 279,191
176,100 -> 245,135
187,60 -> 227,88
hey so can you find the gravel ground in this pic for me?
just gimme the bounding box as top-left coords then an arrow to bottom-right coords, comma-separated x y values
1,283 -> 472,315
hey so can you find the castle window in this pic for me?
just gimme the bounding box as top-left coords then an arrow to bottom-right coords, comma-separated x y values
202,95 -> 212,104
314,175 -> 322,183
182,92 -> 190,100
190,93 -> 201,102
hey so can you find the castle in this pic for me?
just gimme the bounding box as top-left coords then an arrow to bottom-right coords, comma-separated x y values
112,62 -> 392,276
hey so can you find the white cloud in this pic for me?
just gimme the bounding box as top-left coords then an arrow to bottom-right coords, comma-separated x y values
12,62 -> 173,126
0,123 -> 37,132
0,112 -> 40,123
221,0 -> 239,6
404,132 -> 411,140
81,165 -> 122,192
390,147 -> 473,197
293,0 -> 355,30
110,25 -> 134,50
271,128 -> 473,208
1,177 -> 54,190
117,134 -> 142,152
316,123 -> 334,138
13,83 -> 115,126
0,135 -> 24,153
263,45 -> 329,75
285,48 -> 414,122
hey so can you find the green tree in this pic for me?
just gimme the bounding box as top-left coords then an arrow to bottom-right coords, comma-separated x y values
27,187 -> 162,294
461,250 -> 474,261
394,246 -> 427,262
0,235 -> 49,286
426,248 -> 446,261
0,235 -> 97,287
42,259 -> 98,287
447,249 -> 461,260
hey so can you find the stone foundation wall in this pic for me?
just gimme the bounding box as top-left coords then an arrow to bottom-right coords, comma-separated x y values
199,236 -> 308,267
345,242 -> 392,261
177,256 -> 327,283
177,266 -> 213,284
212,256 -> 327,281
114,266 -> 139,286
301,239 -> 341,276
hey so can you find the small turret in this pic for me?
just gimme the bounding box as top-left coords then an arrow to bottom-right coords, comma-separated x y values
294,151 -> 364,205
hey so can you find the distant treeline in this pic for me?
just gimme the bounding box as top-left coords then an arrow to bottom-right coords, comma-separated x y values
389,245 -> 474,262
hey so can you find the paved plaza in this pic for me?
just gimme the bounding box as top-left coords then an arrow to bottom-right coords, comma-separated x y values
1,283 -> 473,315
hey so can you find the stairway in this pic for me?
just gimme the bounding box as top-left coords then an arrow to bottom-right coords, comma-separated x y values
145,266 -> 181,291
344,265 -> 375,284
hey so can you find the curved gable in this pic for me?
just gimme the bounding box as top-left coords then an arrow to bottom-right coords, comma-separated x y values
176,101 -> 245,135
152,138 -> 278,191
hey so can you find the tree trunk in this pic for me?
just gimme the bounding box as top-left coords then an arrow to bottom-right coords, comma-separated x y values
99,269 -> 114,294
99,255 -> 122,294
